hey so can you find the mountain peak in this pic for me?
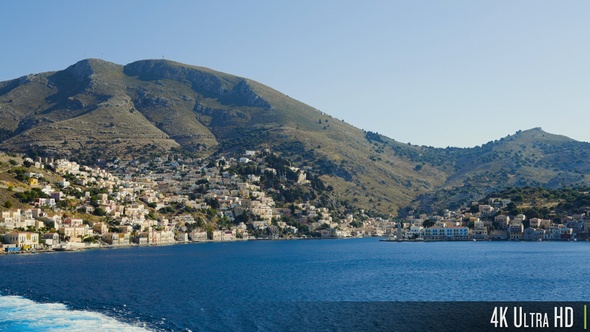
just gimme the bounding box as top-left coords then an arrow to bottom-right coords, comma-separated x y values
511,127 -> 573,143
60,58 -> 124,90
66,58 -> 119,75
524,127 -> 544,133
2,59 -> 590,217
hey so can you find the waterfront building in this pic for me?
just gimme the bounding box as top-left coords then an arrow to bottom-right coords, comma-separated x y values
102,233 -> 130,246
508,224 -> 524,240
489,230 -> 508,240
405,225 -> 424,239
43,233 -> 60,248
423,225 -> 469,240
444,226 -> 470,240
551,227 -> 573,240
3,232 -> 39,249
472,227 -> 488,240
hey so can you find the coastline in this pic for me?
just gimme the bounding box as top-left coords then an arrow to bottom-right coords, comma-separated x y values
3,234 -> 586,257
0,236 -> 353,256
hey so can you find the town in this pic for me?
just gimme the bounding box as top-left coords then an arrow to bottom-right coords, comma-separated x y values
0,150 -> 587,253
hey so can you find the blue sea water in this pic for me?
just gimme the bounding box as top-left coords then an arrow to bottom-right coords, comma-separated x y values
1,238 -> 590,331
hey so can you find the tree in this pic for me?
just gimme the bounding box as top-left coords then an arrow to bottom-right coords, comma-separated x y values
93,208 -> 107,216
205,197 -> 220,209
83,236 -> 96,243
422,219 -> 435,228
4,201 -> 12,209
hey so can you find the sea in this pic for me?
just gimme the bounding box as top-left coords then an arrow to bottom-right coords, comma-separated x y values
1,238 -> 589,331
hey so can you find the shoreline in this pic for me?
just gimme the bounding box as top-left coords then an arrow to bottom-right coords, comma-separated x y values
4,235 -> 587,257
0,235 -> 369,256
380,238 -> 584,242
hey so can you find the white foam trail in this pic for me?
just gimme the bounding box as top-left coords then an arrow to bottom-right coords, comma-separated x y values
0,295 -> 151,331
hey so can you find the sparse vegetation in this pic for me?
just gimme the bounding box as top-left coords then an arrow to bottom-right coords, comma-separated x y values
2,60 -> 590,217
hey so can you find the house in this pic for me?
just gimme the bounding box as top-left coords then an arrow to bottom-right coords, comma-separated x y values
176,232 -> 189,242
473,220 -> 485,229
1,210 -> 21,226
134,232 -> 150,245
472,227 -> 488,240
513,214 -> 526,225
63,218 -> 84,227
523,228 -> 545,241
60,224 -> 90,239
551,227 -> 573,240
222,230 -> 235,241
320,228 -> 336,239
508,224 -> 524,240
92,222 -> 109,235
444,226 -> 470,240
529,218 -> 541,228
31,208 -> 46,218
51,192 -> 64,201
405,225 -> 424,239
36,198 -> 56,208
523,228 -> 537,241
566,220 -> 584,235
3,232 -> 40,249
43,233 -> 60,247
189,231 -> 208,242
212,230 -> 223,241
34,220 -> 45,230
424,226 -> 445,241
154,230 -> 175,244
489,230 -> 508,240
102,233 -> 130,246
478,205 -> 495,215
573,213 -> 585,222
540,219 -> 553,229
494,215 -> 510,228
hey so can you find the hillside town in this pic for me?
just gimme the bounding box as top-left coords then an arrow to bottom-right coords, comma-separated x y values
0,150 -> 389,252
394,199 -> 586,242
0,150 -> 588,253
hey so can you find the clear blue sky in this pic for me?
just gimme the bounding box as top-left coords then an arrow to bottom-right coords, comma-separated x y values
2,1 -> 589,148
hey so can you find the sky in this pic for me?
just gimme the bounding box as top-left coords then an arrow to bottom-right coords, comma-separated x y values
1,1 -> 589,148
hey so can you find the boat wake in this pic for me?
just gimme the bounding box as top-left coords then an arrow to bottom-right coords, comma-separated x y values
0,295 -> 151,331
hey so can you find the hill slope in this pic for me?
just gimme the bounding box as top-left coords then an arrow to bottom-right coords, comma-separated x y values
2,59 -> 590,215
0,59 -> 449,215
407,128 -> 590,213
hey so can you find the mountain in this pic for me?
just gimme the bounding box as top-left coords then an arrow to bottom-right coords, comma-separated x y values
1,59 -> 590,216
404,128 -> 590,213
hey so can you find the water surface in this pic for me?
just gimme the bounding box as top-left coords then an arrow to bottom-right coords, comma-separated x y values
1,239 -> 588,330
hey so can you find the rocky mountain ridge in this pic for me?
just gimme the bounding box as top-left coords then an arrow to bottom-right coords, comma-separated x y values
1,59 -> 590,215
